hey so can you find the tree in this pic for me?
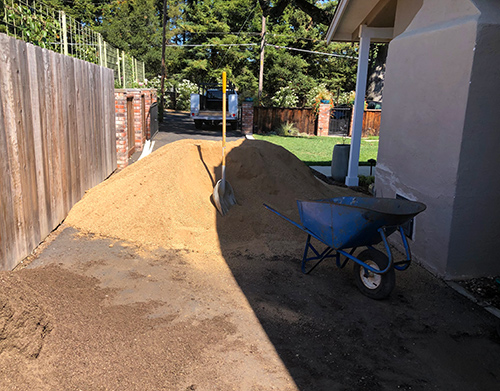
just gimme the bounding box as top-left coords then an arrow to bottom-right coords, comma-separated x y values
98,0 -> 162,78
260,0 -> 356,105
258,0 -> 333,26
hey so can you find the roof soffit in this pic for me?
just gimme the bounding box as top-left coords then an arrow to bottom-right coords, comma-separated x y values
327,0 -> 397,43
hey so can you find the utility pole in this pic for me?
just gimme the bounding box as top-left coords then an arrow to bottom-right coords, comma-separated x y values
160,0 -> 168,122
258,15 -> 266,104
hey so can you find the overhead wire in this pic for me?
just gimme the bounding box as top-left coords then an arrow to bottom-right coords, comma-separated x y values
215,0 -> 259,69
267,44 -> 357,59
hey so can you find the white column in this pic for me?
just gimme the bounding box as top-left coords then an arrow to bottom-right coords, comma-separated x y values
345,25 -> 371,187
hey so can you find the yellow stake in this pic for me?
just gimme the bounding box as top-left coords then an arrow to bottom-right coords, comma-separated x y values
222,71 -> 227,177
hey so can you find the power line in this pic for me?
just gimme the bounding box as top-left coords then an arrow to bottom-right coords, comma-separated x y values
168,43 -> 258,47
216,0 -> 259,69
164,42 -> 354,60
267,44 -> 357,59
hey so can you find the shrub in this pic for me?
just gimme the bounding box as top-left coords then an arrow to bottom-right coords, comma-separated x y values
275,121 -> 299,137
175,79 -> 198,111
271,86 -> 299,107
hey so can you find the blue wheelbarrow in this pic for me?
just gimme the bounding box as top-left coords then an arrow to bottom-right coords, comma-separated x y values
264,197 -> 426,299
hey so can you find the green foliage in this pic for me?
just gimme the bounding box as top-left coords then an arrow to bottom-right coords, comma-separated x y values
358,175 -> 375,189
305,83 -> 334,116
335,90 -> 356,105
172,79 -> 198,111
5,0 -> 361,102
3,2 -> 61,50
271,85 -> 299,107
98,0 -> 161,78
275,121 -> 299,137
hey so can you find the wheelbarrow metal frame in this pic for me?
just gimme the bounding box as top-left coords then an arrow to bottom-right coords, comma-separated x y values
264,203 -> 414,276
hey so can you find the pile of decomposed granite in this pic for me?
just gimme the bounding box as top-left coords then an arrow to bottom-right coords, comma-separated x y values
65,139 -> 354,256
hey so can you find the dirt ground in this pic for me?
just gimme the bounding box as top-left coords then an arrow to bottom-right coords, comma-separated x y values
1,135 -> 500,390
2,224 -> 500,391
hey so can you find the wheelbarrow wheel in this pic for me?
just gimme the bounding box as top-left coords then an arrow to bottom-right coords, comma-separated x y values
353,249 -> 395,300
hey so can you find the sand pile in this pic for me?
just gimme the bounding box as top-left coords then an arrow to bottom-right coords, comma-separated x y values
66,139 -> 353,255
0,273 -> 52,359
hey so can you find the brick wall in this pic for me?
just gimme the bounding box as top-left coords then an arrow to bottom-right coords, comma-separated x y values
241,101 -> 254,134
317,103 -> 331,136
115,91 -> 128,169
114,88 -> 157,170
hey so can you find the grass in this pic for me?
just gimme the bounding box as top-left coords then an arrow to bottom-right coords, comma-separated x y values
253,134 -> 379,166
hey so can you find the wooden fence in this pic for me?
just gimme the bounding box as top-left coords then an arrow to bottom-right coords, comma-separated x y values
0,34 -> 116,270
358,109 -> 381,137
253,107 -> 316,135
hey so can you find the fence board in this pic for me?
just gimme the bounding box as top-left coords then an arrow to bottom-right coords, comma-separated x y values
50,50 -> 65,223
0,35 -> 116,270
361,110 -> 381,137
16,39 -> 41,254
253,107 -> 316,135
0,72 -> 16,268
6,37 -> 28,263
30,44 -> 52,239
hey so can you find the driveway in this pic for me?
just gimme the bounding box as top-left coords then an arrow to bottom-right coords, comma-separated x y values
129,110 -> 244,164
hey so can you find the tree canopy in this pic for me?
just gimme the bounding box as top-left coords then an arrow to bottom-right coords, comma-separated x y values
51,0 -> 361,106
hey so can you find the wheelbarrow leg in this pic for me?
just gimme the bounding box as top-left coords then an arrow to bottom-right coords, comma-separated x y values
301,235 -> 336,274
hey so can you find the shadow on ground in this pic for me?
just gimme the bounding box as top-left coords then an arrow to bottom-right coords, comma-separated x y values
216,145 -> 500,391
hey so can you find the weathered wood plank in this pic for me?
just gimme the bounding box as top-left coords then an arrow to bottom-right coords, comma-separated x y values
0,35 -> 119,270
17,41 -> 41,253
58,52 -> 71,216
0,60 -> 16,270
74,59 -> 87,199
96,66 -> 104,183
28,43 -> 51,240
6,38 -> 29,264
89,66 -> 98,187
49,50 -> 65,224
64,55 -> 80,207
80,60 -> 91,193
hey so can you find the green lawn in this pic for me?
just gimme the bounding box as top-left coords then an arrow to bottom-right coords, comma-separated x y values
253,134 -> 379,166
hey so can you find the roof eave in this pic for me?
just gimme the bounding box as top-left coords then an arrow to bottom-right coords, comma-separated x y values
326,0 -> 351,44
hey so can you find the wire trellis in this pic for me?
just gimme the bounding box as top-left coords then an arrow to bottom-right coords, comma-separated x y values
1,0 -> 145,87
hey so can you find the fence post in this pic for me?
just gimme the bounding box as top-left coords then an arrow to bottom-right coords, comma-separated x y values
60,11 -> 68,56
132,58 -> 136,84
135,58 -> 138,84
103,41 -> 107,68
122,51 -> 126,88
98,34 -> 103,67
116,48 -> 121,87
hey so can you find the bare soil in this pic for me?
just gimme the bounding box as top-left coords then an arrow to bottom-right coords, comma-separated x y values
1,139 -> 499,390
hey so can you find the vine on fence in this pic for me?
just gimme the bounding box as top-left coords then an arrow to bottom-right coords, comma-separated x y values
2,0 -> 145,87
3,2 -> 60,50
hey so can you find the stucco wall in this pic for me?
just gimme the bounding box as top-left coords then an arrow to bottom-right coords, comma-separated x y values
375,0 -> 482,277
393,0 -> 423,37
447,9 -> 500,277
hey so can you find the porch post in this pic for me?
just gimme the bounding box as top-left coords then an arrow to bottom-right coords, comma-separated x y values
346,25 -> 371,187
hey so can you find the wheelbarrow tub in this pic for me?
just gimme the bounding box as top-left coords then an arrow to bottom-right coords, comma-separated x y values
297,197 -> 426,250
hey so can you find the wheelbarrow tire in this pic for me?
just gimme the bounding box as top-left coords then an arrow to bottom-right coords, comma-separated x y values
353,249 -> 395,300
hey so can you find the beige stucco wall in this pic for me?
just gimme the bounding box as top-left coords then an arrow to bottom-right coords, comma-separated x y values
393,0 -> 423,36
376,0 -> 500,278
447,1 -> 500,277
